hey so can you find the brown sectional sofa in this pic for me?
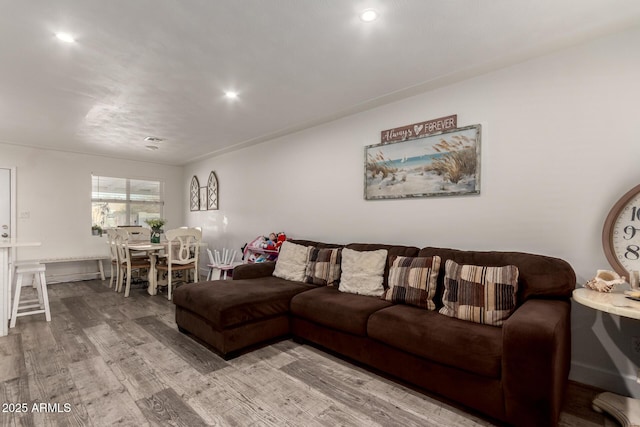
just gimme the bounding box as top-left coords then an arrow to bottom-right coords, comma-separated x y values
173,240 -> 576,427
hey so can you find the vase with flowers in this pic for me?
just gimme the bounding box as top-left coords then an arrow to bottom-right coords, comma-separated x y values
145,218 -> 166,243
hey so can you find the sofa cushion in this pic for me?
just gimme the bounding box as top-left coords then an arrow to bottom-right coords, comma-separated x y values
439,260 -> 519,326
291,286 -> 392,336
288,239 -> 344,249
368,305 -> 502,378
338,248 -> 388,296
383,256 -> 441,310
346,243 -> 420,288
172,278 -> 312,329
304,247 -> 342,286
273,241 -> 310,281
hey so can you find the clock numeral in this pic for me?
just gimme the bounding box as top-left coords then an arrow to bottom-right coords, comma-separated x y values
632,206 -> 640,221
624,225 -> 638,240
625,245 -> 640,261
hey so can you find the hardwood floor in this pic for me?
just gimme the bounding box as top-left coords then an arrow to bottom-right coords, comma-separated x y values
0,279 -> 616,426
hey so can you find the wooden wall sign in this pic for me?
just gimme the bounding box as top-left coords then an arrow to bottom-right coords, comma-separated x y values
381,114 -> 457,144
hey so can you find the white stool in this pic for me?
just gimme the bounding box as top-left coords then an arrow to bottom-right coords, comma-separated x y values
10,263 -> 51,328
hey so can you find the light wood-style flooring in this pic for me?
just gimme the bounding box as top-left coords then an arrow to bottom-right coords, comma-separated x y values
0,279 -> 618,426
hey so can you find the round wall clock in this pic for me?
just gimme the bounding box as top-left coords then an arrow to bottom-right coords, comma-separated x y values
602,183 -> 640,278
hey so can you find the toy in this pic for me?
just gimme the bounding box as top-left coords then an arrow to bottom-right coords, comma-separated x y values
260,232 -> 278,250
242,232 -> 286,263
275,232 -> 287,250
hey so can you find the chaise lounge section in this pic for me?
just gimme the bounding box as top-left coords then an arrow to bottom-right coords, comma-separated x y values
173,239 -> 576,427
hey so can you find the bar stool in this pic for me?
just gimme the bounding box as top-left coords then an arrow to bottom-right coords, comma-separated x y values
10,263 -> 51,328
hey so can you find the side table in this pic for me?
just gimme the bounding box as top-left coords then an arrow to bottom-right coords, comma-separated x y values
572,287 -> 640,426
207,261 -> 243,280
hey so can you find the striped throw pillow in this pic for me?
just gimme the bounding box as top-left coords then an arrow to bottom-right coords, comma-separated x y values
439,260 -> 519,326
304,247 -> 342,286
383,256 -> 441,310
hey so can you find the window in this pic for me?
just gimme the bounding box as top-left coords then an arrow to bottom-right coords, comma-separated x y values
91,175 -> 164,228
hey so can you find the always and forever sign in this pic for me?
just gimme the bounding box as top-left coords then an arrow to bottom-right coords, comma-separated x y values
380,114 -> 457,144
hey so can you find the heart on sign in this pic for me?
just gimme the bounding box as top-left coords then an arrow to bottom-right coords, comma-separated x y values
413,124 -> 424,135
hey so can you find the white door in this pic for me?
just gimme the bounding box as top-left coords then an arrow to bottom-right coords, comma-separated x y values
0,168 -> 12,336
0,168 -> 10,239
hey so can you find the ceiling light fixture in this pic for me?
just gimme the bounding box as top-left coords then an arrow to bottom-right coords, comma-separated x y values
224,91 -> 239,100
145,145 -> 159,151
55,32 -> 76,43
144,136 -> 164,142
359,9 -> 379,23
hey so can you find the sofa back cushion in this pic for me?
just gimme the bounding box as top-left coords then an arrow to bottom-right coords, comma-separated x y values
418,247 -> 576,304
288,239 -> 344,249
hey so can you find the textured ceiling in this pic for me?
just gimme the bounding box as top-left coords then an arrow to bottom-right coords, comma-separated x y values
1,1 -> 639,166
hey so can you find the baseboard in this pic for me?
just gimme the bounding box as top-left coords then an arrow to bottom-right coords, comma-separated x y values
46,271 -> 104,284
570,360 -> 640,398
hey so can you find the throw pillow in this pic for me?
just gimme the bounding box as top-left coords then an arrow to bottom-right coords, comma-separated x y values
338,248 -> 388,297
304,247 -> 342,286
383,256 -> 441,310
439,260 -> 519,326
272,241 -> 310,282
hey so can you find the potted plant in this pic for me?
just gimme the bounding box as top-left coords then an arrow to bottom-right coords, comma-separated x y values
145,218 -> 166,243
91,224 -> 103,236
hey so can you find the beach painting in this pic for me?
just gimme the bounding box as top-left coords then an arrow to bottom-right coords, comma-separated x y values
365,124 -> 481,200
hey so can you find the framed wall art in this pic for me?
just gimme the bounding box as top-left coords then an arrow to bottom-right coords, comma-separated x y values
199,187 -> 208,211
364,124 -> 481,200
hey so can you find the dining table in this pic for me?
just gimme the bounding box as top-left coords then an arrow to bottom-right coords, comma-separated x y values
1,238 -> 41,337
126,239 -> 207,296
126,241 -> 165,295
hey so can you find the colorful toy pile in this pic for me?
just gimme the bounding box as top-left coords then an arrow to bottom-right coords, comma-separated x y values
242,232 -> 287,263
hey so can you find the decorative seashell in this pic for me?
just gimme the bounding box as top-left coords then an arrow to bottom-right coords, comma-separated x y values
584,269 -> 626,292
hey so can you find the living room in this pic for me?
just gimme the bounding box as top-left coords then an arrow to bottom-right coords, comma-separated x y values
2,2 -> 640,426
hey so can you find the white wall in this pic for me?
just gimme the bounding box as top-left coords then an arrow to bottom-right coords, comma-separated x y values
185,25 -> 640,396
0,144 -> 183,279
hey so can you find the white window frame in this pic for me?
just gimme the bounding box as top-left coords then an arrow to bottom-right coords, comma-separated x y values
91,174 -> 164,228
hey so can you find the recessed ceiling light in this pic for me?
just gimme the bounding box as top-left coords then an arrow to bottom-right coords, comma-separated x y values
144,136 -> 164,142
224,91 -> 239,100
55,32 -> 75,43
145,145 -> 159,151
359,9 -> 379,23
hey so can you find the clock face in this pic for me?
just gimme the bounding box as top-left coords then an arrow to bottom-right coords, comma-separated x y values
603,184 -> 640,278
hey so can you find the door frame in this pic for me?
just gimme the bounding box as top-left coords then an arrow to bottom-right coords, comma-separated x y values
0,167 -> 17,298
0,167 -> 17,240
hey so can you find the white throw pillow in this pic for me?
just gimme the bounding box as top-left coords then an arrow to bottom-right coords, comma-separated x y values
272,241 -> 310,281
338,248 -> 388,296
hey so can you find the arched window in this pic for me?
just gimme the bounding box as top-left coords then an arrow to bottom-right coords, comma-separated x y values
207,171 -> 219,210
190,176 -> 200,211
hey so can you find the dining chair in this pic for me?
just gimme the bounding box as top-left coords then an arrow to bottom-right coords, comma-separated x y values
124,226 -> 151,241
156,227 -> 201,300
115,229 -> 151,297
106,229 -> 120,289
119,226 -> 151,259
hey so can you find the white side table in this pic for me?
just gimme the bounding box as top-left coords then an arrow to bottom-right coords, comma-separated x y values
573,287 -> 640,426
207,261 -> 243,280
0,239 -> 41,337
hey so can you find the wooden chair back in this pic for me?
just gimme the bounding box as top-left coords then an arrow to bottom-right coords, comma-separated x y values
165,228 -> 202,267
